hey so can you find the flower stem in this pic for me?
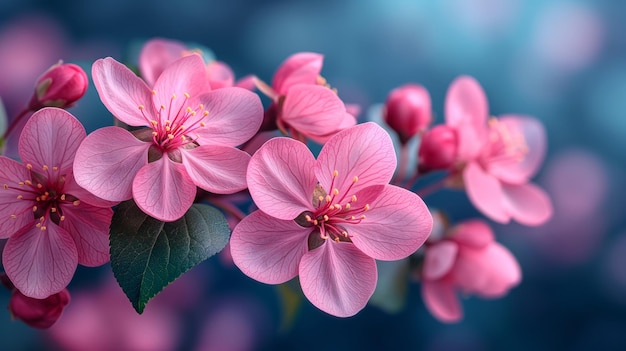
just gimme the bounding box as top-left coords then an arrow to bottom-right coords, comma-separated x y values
392,144 -> 409,186
414,177 -> 448,199
3,108 -> 31,139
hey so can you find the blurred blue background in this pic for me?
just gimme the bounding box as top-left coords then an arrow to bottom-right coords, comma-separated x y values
1,0 -> 626,350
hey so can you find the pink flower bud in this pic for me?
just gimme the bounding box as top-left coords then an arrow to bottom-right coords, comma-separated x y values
8,288 -> 70,329
29,61 -> 88,110
384,84 -> 432,144
418,125 -> 458,172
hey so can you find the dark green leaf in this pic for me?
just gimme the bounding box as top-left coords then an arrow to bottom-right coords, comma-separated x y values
109,200 -> 230,313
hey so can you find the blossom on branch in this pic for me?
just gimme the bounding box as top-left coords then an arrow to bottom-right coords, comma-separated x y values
73,55 -> 263,221
230,122 -> 432,317
0,107 -> 113,299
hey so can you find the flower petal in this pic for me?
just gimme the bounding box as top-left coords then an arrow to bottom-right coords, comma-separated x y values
449,219 -> 494,248
347,185 -> 432,260
281,84 -> 347,141
139,38 -> 188,87
453,243 -> 521,298
92,57 -> 153,127
488,115 -> 547,183
299,241 -> 377,317
421,279 -> 462,323
59,202 -> 112,267
62,175 -> 119,208
0,157 -> 36,239
195,87 -> 263,147
74,127 -> 150,202
316,122 -> 396,198
272,52 -> 323,95
152,54 -> 211,124
445,76 -> 488,161
132,157 -> 196,222
230,210 -> 310,284
423,241 -> 459,280
247,137 -> 317,220
502,182 -> 553,226
206,61 -> 235,89
18,108 -> 85,174
181,145 -> 249,194
3,224 -> 78,299
463,162 -> 510,224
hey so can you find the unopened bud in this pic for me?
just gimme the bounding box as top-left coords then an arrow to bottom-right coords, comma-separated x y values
8,287 -> 70,329
384,84 -> 432,145
29,61 -> 88,110
418,125 -> 457,172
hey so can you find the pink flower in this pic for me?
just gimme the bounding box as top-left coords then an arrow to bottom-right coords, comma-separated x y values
421,219 -> 521,323
28,61 -> 88,110
9,287 -> 70,329
230,122 -> 432,317
139,37 -> 255,90
444,76 -> 553,225
0,107 -> 113,299
73,55 -> 263,221
255,52 -> 356,143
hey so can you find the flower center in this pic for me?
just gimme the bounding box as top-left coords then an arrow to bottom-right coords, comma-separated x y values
299,170 -> 370,249
137,91 -> 209,153
4,164 -> 79,230
484,118 -> 528,166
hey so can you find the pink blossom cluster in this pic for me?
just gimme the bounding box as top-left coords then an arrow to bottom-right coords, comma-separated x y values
0,37 -> 553,329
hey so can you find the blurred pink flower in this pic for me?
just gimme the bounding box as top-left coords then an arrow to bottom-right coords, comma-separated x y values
74,55 -> 263,221
230,122 -> 432,317
0,108 -> 112,299
441,76 -> 553,225
421,219 -> 521,323
139,37 -> 255,90
255,52 -> 356,143
46,272 -> 185,351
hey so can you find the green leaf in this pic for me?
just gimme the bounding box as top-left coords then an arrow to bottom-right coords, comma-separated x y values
110,200 -> 230,313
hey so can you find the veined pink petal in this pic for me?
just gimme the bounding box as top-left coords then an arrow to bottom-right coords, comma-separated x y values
280,84 -> 346,140
299,241 -> 377,317
347,185 -> 432,260
316,122 -> 396,199
449,219 -> 494,248
230,210 -> 310,284
152,54 -> 211,124
502,182 -> 553,226
180,145 -> 249,194
247,137 -> 317,220
206,61 -> 235,89
74,127 -> 150,202
139,38 -> 188,87
306,112 -> 357,145
18,108 -> 85,174
421,279 -> 462,323
62,175 -> 119,208
272,52 -> 323,95
92,58 -> 153,127
423,241 -> 459,280
0,157 -> 36,239
194,87 -> 263,147
445,76 -> 488,161
488,116 -> 547,183
59,203 -> 112,267
3,223 -> 78,299
464,162 -> 510,224
132,157 -> 196,222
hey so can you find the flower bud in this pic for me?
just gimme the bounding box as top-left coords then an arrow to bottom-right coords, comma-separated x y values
384,84 -> 432,145
8,288 -> 70,329
418,125 -> 458,172
29,61 -> 88,110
